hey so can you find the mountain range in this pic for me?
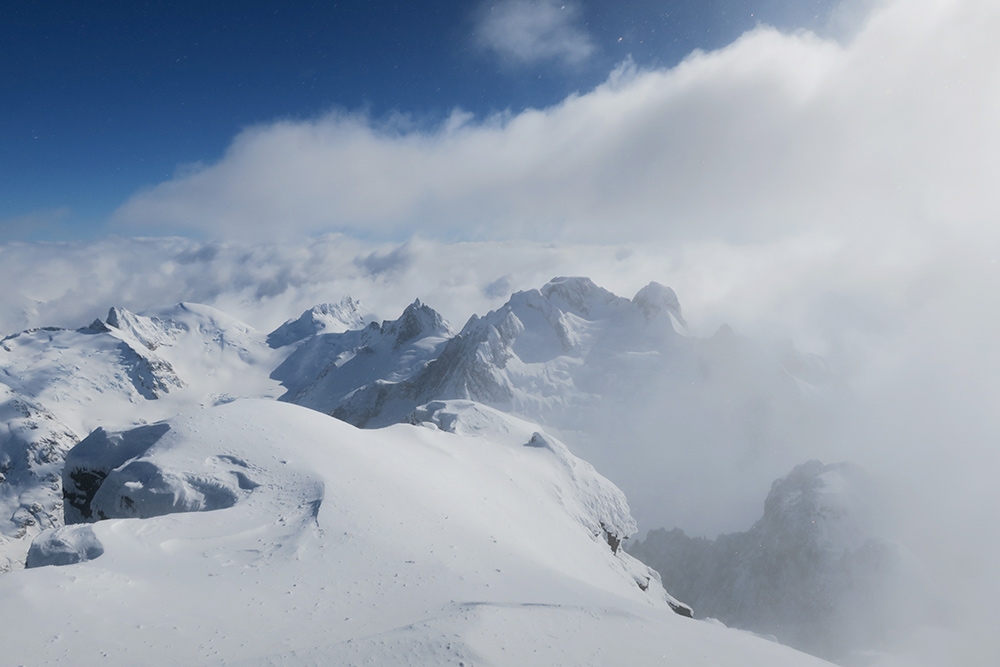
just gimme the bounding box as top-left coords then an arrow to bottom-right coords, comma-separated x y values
0,276 -> 911,665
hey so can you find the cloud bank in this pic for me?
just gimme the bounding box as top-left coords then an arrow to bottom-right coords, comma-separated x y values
113,0 -> 999,249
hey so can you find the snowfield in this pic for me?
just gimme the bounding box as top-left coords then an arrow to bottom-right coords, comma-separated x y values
1,399 -> 832,666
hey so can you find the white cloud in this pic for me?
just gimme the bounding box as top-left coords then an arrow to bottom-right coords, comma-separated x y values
111,0 -> 1000,251
0,235 -> 681,336
473,0 -> 595,67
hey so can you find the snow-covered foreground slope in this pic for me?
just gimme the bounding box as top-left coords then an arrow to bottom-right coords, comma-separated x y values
3,399 -> 832,666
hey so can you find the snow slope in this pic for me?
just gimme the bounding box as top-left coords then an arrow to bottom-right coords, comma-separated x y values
4,399 -> 833,666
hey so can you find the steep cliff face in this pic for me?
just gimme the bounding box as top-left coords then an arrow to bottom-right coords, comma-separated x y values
628,461 -> 932,662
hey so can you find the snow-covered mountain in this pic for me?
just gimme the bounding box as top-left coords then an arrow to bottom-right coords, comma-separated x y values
266,296 -> 374,348
3,398 -> 834,666
0,277 -> 863,664
0,303 -> 285,570
280,277 -> 687,428
273,276 -> 832,534
627,460 -> 932,662
1,277 -> 831,567
271,299 -> 454,416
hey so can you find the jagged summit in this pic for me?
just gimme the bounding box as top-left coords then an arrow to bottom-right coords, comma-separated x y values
104,305 -> 177,352
537,276 -> 632,318
379,298 -> 454,350
760,460 -> 877,553
628,460 -> 927,662
270,300 -> 455,417
316,276 -> 692,428
633,281 -> 686,327
267,296 -> 372,348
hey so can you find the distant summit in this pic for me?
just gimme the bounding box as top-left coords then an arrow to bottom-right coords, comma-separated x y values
632,281 -> 686,327
628,461 -> 932,663
267,297 -> 372,348
298,276 -> 689,427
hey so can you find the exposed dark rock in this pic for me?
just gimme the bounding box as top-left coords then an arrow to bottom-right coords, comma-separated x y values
62,423 -> 171,524
667,599 -> 694,618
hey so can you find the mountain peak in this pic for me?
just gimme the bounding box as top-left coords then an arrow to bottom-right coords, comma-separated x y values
382,300 -> 453,349
760,460 -> 877,552
539,277 -> 629,318
628,459 -> 922,662
267,296 -> 371,348
632,282 -> 686,327
105,306 -> 168,350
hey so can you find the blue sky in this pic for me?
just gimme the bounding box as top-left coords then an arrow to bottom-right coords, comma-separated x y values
1,0 -> 841,241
